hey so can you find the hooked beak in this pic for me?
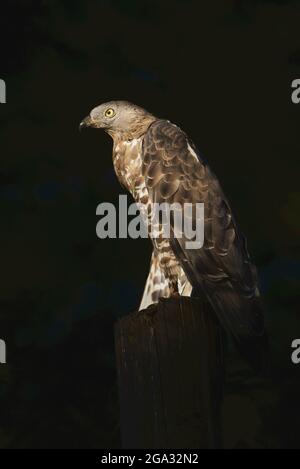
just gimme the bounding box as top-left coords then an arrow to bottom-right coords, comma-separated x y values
79,115 -> 93,131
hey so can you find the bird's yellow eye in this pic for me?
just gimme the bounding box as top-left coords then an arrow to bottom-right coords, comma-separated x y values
104,108 -> 115,118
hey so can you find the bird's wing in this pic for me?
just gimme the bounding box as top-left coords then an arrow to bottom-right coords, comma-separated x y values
142,119 -> 265,359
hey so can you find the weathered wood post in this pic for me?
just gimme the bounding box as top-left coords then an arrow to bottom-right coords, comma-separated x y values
115,296 -> 223,449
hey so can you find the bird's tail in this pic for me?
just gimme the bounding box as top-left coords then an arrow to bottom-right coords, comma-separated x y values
193,285 -> 268,372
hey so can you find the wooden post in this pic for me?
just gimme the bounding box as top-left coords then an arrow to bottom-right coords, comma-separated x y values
115,296 -> 223,449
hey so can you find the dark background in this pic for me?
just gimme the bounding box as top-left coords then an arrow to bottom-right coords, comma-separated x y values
0,0 -> 299,448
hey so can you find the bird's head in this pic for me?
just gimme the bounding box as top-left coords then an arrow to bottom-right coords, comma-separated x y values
79,100 -> 156,139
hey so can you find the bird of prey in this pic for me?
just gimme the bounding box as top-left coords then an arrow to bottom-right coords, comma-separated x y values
80,101 -> 266,367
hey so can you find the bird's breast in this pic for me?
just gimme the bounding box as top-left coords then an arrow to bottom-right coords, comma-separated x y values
112,137 -> 145,197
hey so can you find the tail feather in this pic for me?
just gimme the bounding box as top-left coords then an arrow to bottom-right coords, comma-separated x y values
193,285 -> 267,372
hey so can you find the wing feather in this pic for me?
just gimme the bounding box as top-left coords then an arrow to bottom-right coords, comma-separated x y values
142,120 -> 266,367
